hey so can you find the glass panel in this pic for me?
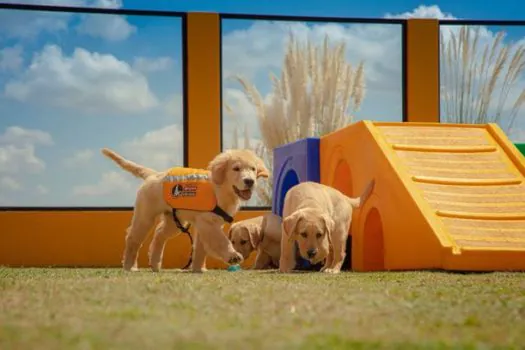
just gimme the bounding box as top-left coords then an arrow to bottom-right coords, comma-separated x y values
221,18 -> 404,206
0,9 -> 184,206
439,24 -> 525,142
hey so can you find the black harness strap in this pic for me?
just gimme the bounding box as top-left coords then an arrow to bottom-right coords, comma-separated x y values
172,205 -> 234,270
172,209 -> 193,270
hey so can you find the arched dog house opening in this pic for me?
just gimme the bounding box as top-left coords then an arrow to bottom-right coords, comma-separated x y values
277,169 -> 299,217
363,207 -> 385,271
331,160 -> 354,270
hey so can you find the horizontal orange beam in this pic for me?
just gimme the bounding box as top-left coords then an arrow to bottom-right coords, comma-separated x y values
0,210 -> 268,269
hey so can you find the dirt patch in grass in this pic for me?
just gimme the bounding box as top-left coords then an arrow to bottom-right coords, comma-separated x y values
1,268 -> 524,349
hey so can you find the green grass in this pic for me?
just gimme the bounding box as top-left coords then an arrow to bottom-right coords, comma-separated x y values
1,268 -> 524,349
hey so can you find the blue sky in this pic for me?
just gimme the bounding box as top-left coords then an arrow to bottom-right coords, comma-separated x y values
0,0 -> 524,207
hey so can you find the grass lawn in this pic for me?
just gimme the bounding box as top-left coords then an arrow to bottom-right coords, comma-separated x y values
1,268 -> 524,349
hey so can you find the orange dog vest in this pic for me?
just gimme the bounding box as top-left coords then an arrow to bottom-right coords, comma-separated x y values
162,167 -> 233,223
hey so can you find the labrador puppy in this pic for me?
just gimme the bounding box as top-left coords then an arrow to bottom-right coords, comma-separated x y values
279,180 -> 375,274
228,212 -> 282,269
101,148 -> 269,273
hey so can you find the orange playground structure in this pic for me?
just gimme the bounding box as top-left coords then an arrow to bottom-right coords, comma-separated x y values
321,121 -> 525,272
1,9 -> 523,272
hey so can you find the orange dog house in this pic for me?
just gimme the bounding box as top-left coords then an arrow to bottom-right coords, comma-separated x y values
320,120 -> 525,272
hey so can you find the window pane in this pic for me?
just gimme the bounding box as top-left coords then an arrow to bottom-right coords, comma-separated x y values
0,9 -> 184,207
221,18 -> 404,207
439,24 -> 525,143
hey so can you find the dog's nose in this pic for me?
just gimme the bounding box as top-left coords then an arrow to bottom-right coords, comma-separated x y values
307,249 -> 317,258
243,178 -> 254,188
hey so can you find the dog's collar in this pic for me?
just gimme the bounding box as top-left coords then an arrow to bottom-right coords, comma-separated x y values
211,205 -> 234,223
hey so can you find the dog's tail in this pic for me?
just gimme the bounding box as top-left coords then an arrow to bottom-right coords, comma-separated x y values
346,179 -> 375,209
101,148 -> 157,180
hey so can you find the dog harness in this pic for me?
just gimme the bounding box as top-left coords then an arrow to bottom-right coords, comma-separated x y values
162,167 -> 234,225
162,167 -> 235,269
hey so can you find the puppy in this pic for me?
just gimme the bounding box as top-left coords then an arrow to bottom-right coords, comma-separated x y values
101,148 -> 269,273
279,180 -> 375,274
228,212 -> 282,269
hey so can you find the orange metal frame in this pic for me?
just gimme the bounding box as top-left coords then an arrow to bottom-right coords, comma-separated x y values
0,10 -> 440,268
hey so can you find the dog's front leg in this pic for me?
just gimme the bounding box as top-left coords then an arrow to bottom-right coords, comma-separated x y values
320,245 -> 334,273
194,218 -> 243,266
253,250 -> 272,270
279,238 -> 296,273
323,230 -> 346,274
190,232 -> 208,273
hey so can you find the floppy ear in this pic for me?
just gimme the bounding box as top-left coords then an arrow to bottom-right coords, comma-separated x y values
282,210 -> 304,243
226,227 -> 233,240
320,213 -> 334,246
207,152 -> 231,185
320,213 -> 335,235
246,225 -> 261,248
255,157 -> 270,179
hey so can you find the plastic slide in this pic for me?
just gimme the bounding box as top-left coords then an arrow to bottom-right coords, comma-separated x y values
319,121 -> 525,272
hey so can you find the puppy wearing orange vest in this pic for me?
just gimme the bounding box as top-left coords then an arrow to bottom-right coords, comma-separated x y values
101,148 -> 269,273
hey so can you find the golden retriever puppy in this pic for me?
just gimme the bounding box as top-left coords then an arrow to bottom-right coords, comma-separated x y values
279,180 -> 375,274
227,212 -> 282,269
100,148 -> 269,273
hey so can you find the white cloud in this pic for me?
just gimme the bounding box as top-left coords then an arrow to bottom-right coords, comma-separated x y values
385,5 -> 456,19
164,94 -> 183,117
0,0 -> 85,39
63,149 -> 94,168
75,0 -> 137,41
0,126 -> 53,147
120,124 -> 184,171
4,44 -> 158,114
0,126 -> 53,175
0,144 -> 46,174
133,57 -> 174,73
72,170 -> 134,196
0,176 -> 22,191
36,184 -> 49,195
0,0 -> 136,42
0,45 -> 23,71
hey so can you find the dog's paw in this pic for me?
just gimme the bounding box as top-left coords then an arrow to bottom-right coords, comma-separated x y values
228,252 -> 243,265
322,268 -> 340,274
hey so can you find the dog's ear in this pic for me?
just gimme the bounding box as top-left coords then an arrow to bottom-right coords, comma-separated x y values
207,152 -> 231,185
247,224 -> 261,248
282,210 -> 304,243
255,157 -> 269,179
320,213 -> 335,235
320,213 -> 334,246
226,226 -> 233,240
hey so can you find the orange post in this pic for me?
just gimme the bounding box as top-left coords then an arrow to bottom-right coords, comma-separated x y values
186,12 -> 221,169
406,19 -> 440,123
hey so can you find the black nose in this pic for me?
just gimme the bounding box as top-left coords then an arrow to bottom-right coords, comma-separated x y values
307,249 -> 317,258
243,178 -> 254,187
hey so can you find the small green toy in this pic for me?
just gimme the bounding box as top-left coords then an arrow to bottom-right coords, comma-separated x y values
227,264 -> 241,272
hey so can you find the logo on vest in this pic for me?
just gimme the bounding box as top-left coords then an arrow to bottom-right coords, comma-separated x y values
171,183 -> 197,197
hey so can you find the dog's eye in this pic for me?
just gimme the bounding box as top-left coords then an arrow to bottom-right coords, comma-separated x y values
316,232 -> 322,239
251,166 -> 256,171
300,232 -> 307,238
240,239 -> 247,245
233,166 -> 240,171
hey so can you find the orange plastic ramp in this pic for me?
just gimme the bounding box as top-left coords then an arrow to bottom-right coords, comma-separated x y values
320,120 -> 525,272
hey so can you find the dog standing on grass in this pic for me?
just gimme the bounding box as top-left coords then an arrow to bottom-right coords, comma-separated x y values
279,180 -> 375,274
100,148 -> 269,273
228,212 -> 282,269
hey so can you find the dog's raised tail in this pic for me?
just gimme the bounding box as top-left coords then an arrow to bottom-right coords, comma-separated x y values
347,179 -> 376,209
101,148 -> 156,180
